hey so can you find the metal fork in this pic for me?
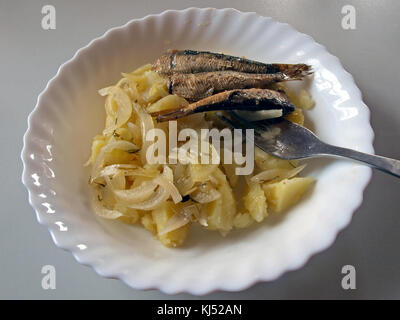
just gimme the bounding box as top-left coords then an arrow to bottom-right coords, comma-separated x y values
217,111 -> 400,178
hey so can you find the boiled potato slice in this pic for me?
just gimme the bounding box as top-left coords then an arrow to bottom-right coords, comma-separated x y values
202,168 -> 236,234
190,163 -> 218,183
141,212 -> 156,235
118,214 -> 139,225
296,89 -> 315,110
283,87 -> 315,110
233,212 -> 254,229
243,182 -> 268,222
262,177 -> 314,213
115,206 -> 140,225
284,108 -> 304,126
255,147 -> 298,171
221,163 -> 239,187
152,201 -> 190,247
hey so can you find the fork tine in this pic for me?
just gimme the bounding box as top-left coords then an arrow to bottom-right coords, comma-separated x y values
223,111 -> 285,156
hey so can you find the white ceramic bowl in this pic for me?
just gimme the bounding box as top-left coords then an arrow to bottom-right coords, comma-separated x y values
21,8 -> 374,295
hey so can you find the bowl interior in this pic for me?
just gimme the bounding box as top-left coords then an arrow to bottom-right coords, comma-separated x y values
24,8 -> 373,293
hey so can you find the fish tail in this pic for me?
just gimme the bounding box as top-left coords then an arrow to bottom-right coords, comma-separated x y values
284,64 -> 313,78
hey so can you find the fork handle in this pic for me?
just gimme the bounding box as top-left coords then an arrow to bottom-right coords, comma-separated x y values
320,144 -> 400,178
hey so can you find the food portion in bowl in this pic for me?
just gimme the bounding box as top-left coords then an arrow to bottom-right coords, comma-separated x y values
86,50 -> 315,247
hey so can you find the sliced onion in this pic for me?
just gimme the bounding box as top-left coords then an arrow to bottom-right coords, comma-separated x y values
159,212 -> 190,236
251,164 -> 307,183
283,164 -> 307,179
250,168 -> 283,183
146,94 -> 188,114
132,103 -> 154,164
125,167 -> 160,178
181,204 -> 199,220
99,164 -> 138,177
109,170 -> 126,190
184,186 -> 198,196
99,173 -> 126,210
114,180 -> 158,204
129,63 -> 152,75
159,203 -> 201,236
154,178 -> 182,204
153,166 -> 182,203
173,164 -> 195,196
103,87 -> 133,135
127,166 -> 175,210
127,121 -> 141,137
208,175 -> 219,186
127,185 -> 169,210
102,175 -> 116,205
92,192 -> 123,220
98,86 -> 114,96
191,185 -> 221,204
91,140 -> 139,182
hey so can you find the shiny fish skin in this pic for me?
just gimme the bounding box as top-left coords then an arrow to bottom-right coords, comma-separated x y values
168,70 -> 295,101
152,49 -> 312,77
156,88 -> 295,122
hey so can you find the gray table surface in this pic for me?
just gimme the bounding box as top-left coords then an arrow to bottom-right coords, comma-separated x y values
1,0 -> 399,299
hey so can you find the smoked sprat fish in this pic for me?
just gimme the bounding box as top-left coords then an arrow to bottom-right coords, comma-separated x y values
167,70 -> 300,101
156,88 -> 295,122
152,49 -> 312,77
